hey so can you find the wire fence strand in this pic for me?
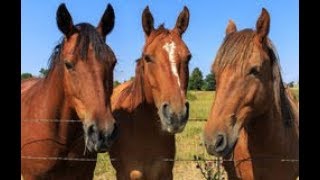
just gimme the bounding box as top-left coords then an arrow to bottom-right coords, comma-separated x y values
21,155 -> 298,163
21,118 -> 207,122
21,118 -> 298,180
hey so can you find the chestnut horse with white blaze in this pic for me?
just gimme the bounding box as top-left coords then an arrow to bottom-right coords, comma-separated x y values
21,3 -> 117,180
110,6 -> 191,180
204,8 -> 299,180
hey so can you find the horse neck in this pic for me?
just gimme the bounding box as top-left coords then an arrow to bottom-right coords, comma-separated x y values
41,68 -> 83,145
38,67 -> 65,118
240,90 -> 299,159
124,61 -> 155,112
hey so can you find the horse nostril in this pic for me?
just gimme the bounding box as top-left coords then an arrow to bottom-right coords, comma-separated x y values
161,102 -> 170,119
184,101 -> 189,117
87,124 -> 96,136
215,133 -> 227,152
185,101 -> 189,109
163,102 -> 169,110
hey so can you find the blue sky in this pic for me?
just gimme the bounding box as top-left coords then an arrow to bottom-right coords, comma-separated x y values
22,0 -> 299,83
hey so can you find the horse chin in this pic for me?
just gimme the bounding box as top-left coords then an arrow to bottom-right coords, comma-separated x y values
221,138 -> 238,158
165,124 -> 186,134
84,138 -> 110,153
206,144 -> 234,158
205,137 -> 238,158
85,140 -> 95,153
160,121 -> 187,134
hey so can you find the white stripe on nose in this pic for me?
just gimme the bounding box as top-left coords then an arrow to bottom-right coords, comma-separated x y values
163,41 -> 180,87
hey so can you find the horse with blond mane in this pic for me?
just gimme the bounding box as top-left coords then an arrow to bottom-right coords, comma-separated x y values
204,8 -> 299,180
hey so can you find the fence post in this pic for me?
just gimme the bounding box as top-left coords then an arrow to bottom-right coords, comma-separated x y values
217,157 -> 221,180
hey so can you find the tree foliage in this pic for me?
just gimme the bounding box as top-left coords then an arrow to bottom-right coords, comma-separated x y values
188,67 -> 204,90
21,73 -> 33,80
202,72 -> 216,91
113,80 -> 121,87
39,68 -> 49,77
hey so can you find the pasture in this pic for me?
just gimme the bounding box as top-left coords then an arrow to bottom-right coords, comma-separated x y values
93,89 -> 299,179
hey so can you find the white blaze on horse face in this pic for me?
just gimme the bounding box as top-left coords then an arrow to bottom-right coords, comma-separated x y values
163,41 -> 180,87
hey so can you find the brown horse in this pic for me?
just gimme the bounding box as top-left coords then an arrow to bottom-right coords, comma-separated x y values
109,6 -> 191,180
203,8 -> 299,180
21,4 -> 117,180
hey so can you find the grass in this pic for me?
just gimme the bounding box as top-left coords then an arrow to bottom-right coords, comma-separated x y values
94,89 -> 299,180
187,91 -> 215,120
290,87 -> 299,101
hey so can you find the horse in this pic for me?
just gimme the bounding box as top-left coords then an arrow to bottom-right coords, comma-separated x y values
109,6 -> 191,180
203,8 -> 299,180
21,3 -> 117,180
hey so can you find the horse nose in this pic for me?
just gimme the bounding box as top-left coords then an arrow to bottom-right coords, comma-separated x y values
96,123 -> 118,152
183,101 -> 189,122
185,101 -> 189,109
160,102 -> 189,122
161,102 -> 171,120
85,122 -> 117,153
214,133 -> 227,153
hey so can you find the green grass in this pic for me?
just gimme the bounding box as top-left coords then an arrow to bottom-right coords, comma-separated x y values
94,154 -> 115,179
94,89 -> 298,179
187,91 -> 215,120
290,87 -> 299,101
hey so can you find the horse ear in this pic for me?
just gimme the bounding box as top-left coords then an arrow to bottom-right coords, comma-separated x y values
142,6 -> 154,36
256,8 -> 270,42
226,20 -> 237,35
174,6 -> 190,36
97,4 -> 115,41
56,3 -> 76,38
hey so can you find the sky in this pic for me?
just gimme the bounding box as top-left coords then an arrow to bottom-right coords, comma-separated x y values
21,0 -> 299,83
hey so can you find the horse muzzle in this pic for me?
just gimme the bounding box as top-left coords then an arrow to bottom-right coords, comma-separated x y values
158,101 -> 189,134
84,122 -> 118,153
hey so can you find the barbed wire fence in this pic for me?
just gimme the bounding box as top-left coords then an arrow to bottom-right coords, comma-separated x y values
21,119 -> 299,180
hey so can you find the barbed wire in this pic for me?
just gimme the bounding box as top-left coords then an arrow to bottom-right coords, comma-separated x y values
21,119 -> 82,123
21,118 -> 207,122
21,155 -> 298,163
21,118 -> 298,164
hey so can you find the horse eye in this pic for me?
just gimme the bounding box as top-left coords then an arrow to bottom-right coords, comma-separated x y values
249,66 -> 260,76
65,61 -> 74,70
144,54 -> 153,63
186,54 -> 192,62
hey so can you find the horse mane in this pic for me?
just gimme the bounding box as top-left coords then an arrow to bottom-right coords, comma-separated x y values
144,24 -> 170,48
47,23 -> 115,78
267,40 -> 297,127
213,29 -> 297,127
213,29 -> 255,74
116,59 -> 145,112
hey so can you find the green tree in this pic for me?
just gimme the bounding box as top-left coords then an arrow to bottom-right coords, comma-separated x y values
21,73 -> 33,80
202,72 -> 216,91
188,67 -> 204,90
113,80 -> 121,87
39,68 -> 49,77
287,81 -> 295,88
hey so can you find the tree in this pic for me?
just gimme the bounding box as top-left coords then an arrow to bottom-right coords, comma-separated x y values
113,80 -> 121,87
39,68 -> 49,77
202,72 -> 216,91
287,81 -> 295,88
188,67 -> 204,90
21,73 -> 33,80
